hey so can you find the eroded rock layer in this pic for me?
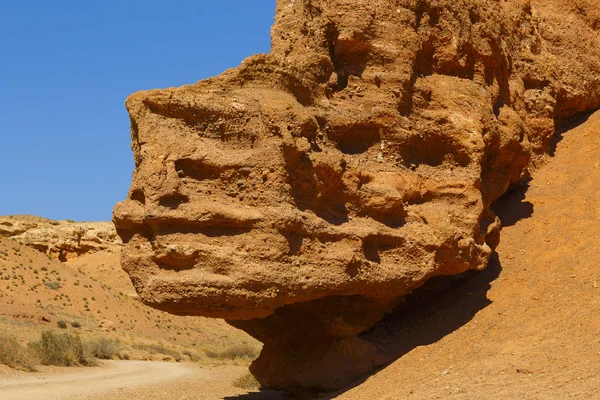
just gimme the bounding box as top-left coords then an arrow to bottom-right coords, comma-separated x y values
0,215 -> 120,261
113,0 -> 600,392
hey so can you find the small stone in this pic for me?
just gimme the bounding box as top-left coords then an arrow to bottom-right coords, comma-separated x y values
516,368 -> 534,375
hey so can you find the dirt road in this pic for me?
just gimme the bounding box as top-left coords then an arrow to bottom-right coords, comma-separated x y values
0,361 -> 258,400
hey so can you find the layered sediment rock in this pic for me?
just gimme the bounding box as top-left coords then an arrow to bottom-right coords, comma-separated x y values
0,215 -> 120,261
113,0 -> 600,392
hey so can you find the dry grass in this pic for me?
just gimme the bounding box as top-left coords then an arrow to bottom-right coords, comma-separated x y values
182,349 -> 202,362
132,342 -> 183,361
1,331 -> 126,370
0,334 -> 38,371
29,330 -> 95,366
206,343 -> 259,361
232,372 -> 260,390
87,337 -> 121,360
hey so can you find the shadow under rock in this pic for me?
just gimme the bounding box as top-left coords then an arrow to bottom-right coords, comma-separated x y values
491,182 -> 533,227
319,253 -> 503,399
224,389 -> 295,400
491,107 -> 600,229
550,108 -> 598,156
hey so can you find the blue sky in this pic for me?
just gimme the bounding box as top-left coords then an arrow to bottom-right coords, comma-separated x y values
0,1 -> 274,221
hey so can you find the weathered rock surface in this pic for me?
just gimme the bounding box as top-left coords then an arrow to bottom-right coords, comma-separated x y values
0,215 -> 121,261
113,0 -> 600,392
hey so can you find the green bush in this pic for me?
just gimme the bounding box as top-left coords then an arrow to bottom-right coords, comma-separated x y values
29,330 -> 94,366
57,320 -> 67,329
0,334 -> 38,371
71,321 -> 81,328
87,337 -> 120,360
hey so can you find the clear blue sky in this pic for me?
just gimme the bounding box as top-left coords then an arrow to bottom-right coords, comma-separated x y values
0,1 -> 274,221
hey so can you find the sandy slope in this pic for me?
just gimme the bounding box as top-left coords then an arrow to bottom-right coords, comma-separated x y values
325,110 -> 600,399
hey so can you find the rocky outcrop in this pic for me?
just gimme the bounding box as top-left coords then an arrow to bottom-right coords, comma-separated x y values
0,215 -> 121,261
113,0 -> 600,393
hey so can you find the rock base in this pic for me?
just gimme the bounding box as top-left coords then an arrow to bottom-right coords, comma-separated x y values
229,295 -> 397,392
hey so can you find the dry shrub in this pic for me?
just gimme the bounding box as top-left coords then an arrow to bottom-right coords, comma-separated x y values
182,349 -> 202,362
44,281 -> 61,290
29,330 -> 95,366
232,372 -> 260,390
0,334 -> 38,371
132,342 -> 183,361
87,337 -> 121,359
207,343 -> 259,361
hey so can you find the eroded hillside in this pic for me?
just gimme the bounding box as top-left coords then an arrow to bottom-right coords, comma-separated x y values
0,224 -> 258,365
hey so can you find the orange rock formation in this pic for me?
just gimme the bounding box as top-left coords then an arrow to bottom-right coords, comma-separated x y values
113,0 -> 600,392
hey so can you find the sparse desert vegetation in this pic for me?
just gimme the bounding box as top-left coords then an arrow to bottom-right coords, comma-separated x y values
206,343 -> 259,362
0,334 -> 38,371
87,336 -> 121,360
0,331 -> 104,370
0,234 -> 260,374
0,324 -> 259,372
132,342 -> 184,362
232,372 -> 261,390
30,330 -> 94,367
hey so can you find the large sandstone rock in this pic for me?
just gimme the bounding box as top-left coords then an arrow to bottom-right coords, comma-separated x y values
0,215 -> 121,261
113,0 -> 600,393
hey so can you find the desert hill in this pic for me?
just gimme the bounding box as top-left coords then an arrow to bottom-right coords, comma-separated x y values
0,218 -> 259,363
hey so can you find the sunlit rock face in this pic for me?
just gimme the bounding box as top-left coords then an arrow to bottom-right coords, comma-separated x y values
113,0 -> 600,392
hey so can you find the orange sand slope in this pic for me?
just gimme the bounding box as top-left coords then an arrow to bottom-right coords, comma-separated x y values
334,110 -> 600,400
